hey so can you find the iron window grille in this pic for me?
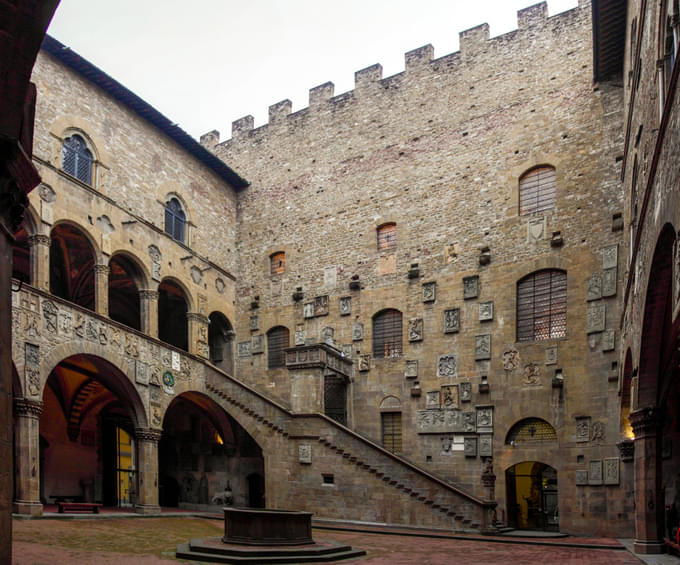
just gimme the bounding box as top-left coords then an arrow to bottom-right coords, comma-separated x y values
62,134 -> 93,185
517,269 -> 567,341
377,223 -> 397,251
270,252 -> 285,275
519,166 -> 556,215
506,418 -> 557,444
381,412 -> 402,453
372,309 -> 403,358
267,326 -> 289,369
164,198 -> 186,243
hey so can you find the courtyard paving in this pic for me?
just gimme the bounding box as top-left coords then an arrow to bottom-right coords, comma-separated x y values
10,515 -> 672,564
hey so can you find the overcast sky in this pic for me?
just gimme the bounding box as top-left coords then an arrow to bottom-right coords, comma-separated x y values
46,0 -> 579,141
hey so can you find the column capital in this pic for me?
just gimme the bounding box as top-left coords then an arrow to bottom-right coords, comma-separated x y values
94,264 -> 110,275
13,397 -> 43,418
140,289 -> 159,301
186,312 -> 209,324
27,234 -> 50,247
135,428 -> 162,443
630,407 -> 660,438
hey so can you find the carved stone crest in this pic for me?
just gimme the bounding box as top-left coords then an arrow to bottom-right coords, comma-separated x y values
588,460 -> 603,485
576,417 -> 590,443
437,354 -> 457,378
602,244 -> 618,269
476,406 -> 493,431
299,444 -> 312,464
423,282 -> 436,303
135,360 -> 149,386
352,322 -> 364,341
408,318 -> 423,342
358,355 -> 370,372
463,411 -> 476,432
215,278 -> 226,294
251,334 -> 264,354
464,437 -> 477,457
148,245 -> 162,281
314,295 -> 329,316
444,308 -> 460,333
602,329 -> 615,352
237,341 -> 251,357
586,273 -> 602,301
586,302 -> 606,334
527,217 -> 546,242
295,329 -> 305,346
463,276 -> 479,300
321,327 -> 334,344
503,348 -> 519,373
460,382 -> 472,402
303,302 -> 315,318
405,360 -> 418,379
591,421 -> 605,442
545,346 -> 557,365
339,296 -> 351,316
426,390 -> 440,409
603,267 -> 617,297
42,300 -> 57,334
575,470 -> 588,485
250,315 -> 258,331
190,266 -> 203,284
474,334 -> 491,361
523,362 -> 541,386
441,384 -> 459,408
603,458 -> 620,485
25,342 -> 39,367
479,301 -> 493,322
479,434 -> 493,457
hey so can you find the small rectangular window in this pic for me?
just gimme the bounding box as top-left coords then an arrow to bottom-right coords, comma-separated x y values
270,252 -> 285,275
377,223 -> 397,251
382,412 -> 402,453
322,474 -> 334,485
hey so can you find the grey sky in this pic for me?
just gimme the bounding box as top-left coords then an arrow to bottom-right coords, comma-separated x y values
46,1 -> 579,141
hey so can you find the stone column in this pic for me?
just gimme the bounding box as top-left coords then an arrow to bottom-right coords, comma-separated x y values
135,428 -> 161,514
187,312 -> 209,359
140,289 -> 159,338
630,407 -> 665,554
94,263 -> 109,317
27,234 -> 50,291
13,398 -> 43,516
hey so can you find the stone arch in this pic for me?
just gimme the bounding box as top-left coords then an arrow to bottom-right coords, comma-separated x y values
620,348 -> 634,437
108,249 -> 151,287
108,251 -> 148,332
638,223 -> 676,408
505,460 -> 559,531
39,341 -> 148,429
379,395 -> 401,410
158,275 -> 194,312
158,277 -> 192,351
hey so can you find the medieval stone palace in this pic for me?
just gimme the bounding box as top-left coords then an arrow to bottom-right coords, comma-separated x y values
5,0 -> 680,555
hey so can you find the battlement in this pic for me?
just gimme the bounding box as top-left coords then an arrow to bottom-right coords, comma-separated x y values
205,1 -> 587,149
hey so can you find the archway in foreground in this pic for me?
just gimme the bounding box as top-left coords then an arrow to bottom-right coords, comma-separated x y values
159,392 -> 264,509
506,462 -> 558,531
39,354 -> 146,507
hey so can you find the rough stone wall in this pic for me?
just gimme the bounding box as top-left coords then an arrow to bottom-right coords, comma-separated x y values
215,1 -> 630,536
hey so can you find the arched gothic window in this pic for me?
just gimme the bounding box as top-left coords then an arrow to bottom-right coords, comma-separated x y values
62,134 -> 93,185
164,197 -> 186,243
519,166 -> 556,215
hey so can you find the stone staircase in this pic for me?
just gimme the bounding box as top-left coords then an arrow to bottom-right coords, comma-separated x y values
204,372 -> 494,532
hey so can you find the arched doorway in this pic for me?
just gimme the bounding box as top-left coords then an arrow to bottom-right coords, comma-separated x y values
39,354 -> 145,507
108,253 -> 144,331
159,392 -> 264,509
50,223 -> 95,311
506,462 -> 558,531
158,279 -> 188,351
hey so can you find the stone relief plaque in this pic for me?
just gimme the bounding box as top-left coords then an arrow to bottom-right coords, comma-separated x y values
416,409 -> 464,434
251,334 -> 264,354
342,344 -> 353,358
321,327 -> 334,344
441,384 -> 459,409
190,266 -> 202,284
476,406 -> 493,432
303,302 -> 315,319
423,282 -> 436,303
271,278 -> 283,297
603,458 -> 620,485
359,355 -> 370,372
588,460 -> 603,485
464,437 -> 477,457
148,245 -> 162,282
42,300 -> 57,334
162,370 -> 175,396
437,354 -> 457,378
602,244 -> 618,269
603,267 -> 617,297
339,296 -> 351,316
463,411 -> 476,432
602,329 -> 615,352
545,346 -> 558,365
299,444 -> 312,464
215,278 -> 225,294
586,302 -> 606,334
586,273 -> 602,301
575,470 -> 588,486
591,421 -> 605,442
172,351 -> 181,371
25,342 -> 39,367
474,334 -> 491,361
479,434 -> 493,457
58,311 -> 72,336
479,301 -> 493,322
463,276 -> 479,300
502,348 -> 520,373
238,341 -> 252,357
135,360 -> 149,385
426,390 -> 441,409
324,266 -> 337,289
576,417 -> 590,443
249,315 -> 259,331
314,295 -> 329,316
408,318 -> 423,342
441,436 -> 454,456
527,217 -> 546,242
405,360 -> 418,379
295,329 -> 305,346
444,308 -> 460,333
352,322 -> 364,341
460,382 -> 472,402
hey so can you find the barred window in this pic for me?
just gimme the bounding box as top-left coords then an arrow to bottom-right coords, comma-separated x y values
164,198 -> 186,243
517,269 -> 567,341
270,252 -> 285,275
381,412 -> 402,453
519,166 -> 556,215
505,418 -> 557,445
377,223 -> 396,251
62,134 -> 93,185
267,326 -> 289,369
372,309 -> 402,358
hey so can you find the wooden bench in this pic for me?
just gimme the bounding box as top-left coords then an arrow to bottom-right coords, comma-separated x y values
57,502 -> 102,514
